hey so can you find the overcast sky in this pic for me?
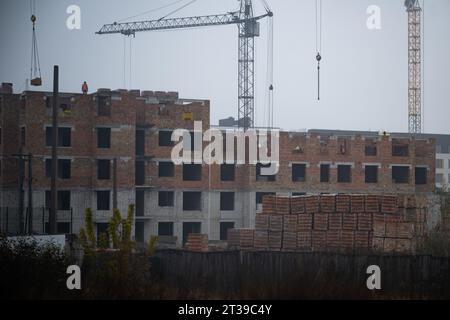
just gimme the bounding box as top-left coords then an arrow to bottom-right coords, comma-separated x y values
0,0 -> 449,134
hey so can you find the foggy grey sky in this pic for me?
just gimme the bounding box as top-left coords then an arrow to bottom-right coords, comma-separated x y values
0,0 -> 449,134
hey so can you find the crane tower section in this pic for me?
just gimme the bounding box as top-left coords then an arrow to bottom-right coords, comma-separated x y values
405,0 -> 422,134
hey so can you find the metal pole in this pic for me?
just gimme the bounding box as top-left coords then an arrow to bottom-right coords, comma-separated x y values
49,65 -> 59,235
70,207 -> 73,234
6,207 -> 8,234
28,154 -> 33,234
18,153 -> 24,234
113,158 -> 118,209
42,207 -> 45,234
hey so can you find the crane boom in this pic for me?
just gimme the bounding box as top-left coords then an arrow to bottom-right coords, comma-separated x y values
97,0 -> 273,129
97,12 -> 270,36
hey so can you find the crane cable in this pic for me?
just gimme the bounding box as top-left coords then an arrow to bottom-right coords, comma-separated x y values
30,0 -> 41,85
267,16 -> 274,129
158,0 -> 198,21
117,0 -> 187,22
315,0 -> 322,101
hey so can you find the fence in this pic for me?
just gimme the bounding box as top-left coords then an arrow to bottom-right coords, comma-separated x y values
0,207 -> 73,236
154,250 -> 450,299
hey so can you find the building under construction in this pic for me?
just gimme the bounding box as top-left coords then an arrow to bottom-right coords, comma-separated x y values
0,83 -> 437,246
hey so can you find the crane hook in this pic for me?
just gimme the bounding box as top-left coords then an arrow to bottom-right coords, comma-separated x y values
316,52 -> 321,101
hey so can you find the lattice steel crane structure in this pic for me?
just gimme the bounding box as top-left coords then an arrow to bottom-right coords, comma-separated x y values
405,0 -> 422,134
97,0 -> 273,130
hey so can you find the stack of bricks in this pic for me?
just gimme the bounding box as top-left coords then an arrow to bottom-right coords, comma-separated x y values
227,228 -> 255,250
185,234 -> 209,252
262,195 -> 291,215
227,194 -> 427,254
372,195 -> 427,253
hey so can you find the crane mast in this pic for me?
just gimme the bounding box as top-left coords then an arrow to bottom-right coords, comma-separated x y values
405,0 -> 422,134
97,0 -> 273,130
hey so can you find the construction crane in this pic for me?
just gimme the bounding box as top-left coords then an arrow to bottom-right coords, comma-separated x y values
97,0 -> 273,130
405,0 -> 422,134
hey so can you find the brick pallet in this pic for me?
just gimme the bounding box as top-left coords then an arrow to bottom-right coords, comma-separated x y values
282,231 -> 297,250
291,196 -> 306,214
297,231 -> 312,250
269,215 -> 283,232
305,196 -> 320,214
227,229 -> 254,249
357,213 -> 373,231
336,194 -> 351,213
297,214 -> 313,231
350,194 -> 365,213
254,230 -> 269,249
328,213 -> 343,230
343,213 -> 357,230
313,213 -> 328,231
263,195 -> 290,215
283,215 -> 298,232
320,194 -> 336,213
185,234 -> 209,252
312,230 -> 327,251
255,214 -> 269,230
365,195 -> 380,212
269,231 -> 282,250
382,195 -> 398,214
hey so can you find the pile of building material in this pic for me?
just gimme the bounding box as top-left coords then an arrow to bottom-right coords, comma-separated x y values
185,233 -> 209,252
227,194 -> 428,254
373,195 -> 427,253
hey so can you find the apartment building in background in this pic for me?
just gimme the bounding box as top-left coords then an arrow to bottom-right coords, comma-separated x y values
0,83 -> 437,246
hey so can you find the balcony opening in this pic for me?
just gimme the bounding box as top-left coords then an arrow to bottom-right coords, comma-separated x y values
97,128 -> 111,149
392,143 -> 409,157
158,222 -> 174,236
136,130 -> 145,156
159,130 -> 174,147
292,164 -> 306,182
392,166 -> 409,184
135,222 -> 145,243
337,165 -> 352,183
97,191 -> 110,211
220,192 -> 235,211
158,191 -> 174,207
158,162 -> 175,177
46,127 -> 71,147
220,164 -> 235,181
183,164 -> 202,181
97,159 -> 111,180
365,165 -> 378,183
220,222 -> 235,241
183,192 -> 202,211
365,140 -> 377,156
45,159 -> 71,179
97,96 -> 111,117
415,167 -> 427,185
136,190 -> 145,216
135,161 -> 146,186
46,190 -> 71,210
320,164 -> 330,183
